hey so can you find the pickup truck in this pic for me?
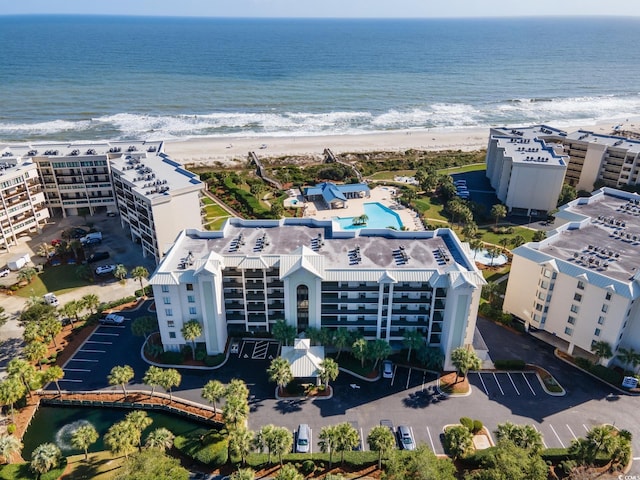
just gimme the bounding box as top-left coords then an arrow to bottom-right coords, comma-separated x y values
99,313 -> 125,325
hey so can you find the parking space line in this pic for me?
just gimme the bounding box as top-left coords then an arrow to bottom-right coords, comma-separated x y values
531,425 -> 547,448
390,365 -> 397,387
85,340 -> 113,345
476,372 -> 489,395
492,372 -> 505,395
79,349 -> 106,353
64,368 -> 91,372
566,425 -> 578,441
405,368 -> 412,390
549,425 -> 565,448
506,373 -> 520,395
522,373 -> 536,395
582,424 -> 590,433
359,427 -> 365,451
59,379 -> 83,383
67,358 -> 99,362
99,325 -> 125,329
91,332 -> 119,336
239,341 -> 247,358
310,429 -> 313,454
426,427 -> 436,452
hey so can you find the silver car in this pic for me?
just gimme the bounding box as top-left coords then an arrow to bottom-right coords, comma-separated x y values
296,424 -> 310,453
397,425 -> 416,451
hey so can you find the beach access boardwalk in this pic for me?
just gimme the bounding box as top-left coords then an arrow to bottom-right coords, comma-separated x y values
35,390 -> 222,427
323,148 -> 363,182
249,151 -> 283,189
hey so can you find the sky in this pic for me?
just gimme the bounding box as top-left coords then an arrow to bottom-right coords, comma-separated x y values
2,0 -> 640,18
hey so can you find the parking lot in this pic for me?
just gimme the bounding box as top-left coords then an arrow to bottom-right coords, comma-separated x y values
468,371 -> 549,397
236,339 -> 281,361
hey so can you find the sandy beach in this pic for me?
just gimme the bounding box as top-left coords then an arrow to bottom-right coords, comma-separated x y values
163,119 -> 638,167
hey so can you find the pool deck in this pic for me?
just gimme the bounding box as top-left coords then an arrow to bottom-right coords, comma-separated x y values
304,186 -> 424,230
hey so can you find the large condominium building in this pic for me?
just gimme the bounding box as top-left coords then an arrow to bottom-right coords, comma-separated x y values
0,155 -> 49,250
486,126 -> 640,215
503,188 -> 640,366
149,219 -> 486,369
485,125 -> 569,215
0,141 -> 204,262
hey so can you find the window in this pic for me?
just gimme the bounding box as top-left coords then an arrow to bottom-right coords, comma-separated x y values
187,295 -> 195,303
564,327 -> 573,336
567,316 -> 576,325
598,316 -> 605,325
601,304 -> 608,313
577,280 -> 585,290
594,328 -> 601,337
186,283 -> 194,291
161,285 -> 169,293
570,304 -> 579,313
165,308 -> 173,317
574,293 -> 582,302
605,292 -> 612,301
538,291 -> 545,300
543,269 -> 551,278
167,320 -> 175,328
535,303 -> 543,312
540,280 -> 549,289
169,332 -> 176,339
163,296 -> 171,305
532,314 -> 540,322
189,307 -> 197,315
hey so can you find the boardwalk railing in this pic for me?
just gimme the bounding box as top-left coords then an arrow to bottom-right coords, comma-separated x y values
323,148 -> 363,182
249,151 -> 283,189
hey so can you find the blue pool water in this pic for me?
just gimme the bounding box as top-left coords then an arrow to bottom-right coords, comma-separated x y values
335,202 -> 403,230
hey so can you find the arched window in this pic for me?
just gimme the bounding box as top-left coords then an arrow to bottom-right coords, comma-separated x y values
297,285 -> 309,332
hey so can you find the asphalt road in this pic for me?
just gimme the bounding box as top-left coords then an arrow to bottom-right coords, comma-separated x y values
53,310 -> 640,473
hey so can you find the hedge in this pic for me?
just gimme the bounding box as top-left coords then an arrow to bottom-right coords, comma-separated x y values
493,359 -> 526,370
245,451 -> 378,469
174,430 -> 228,467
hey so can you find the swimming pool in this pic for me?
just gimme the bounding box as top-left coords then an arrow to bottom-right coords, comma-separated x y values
334,202 -> 404,230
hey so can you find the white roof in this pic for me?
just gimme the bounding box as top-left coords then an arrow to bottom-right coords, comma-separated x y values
281,340 -> 325,378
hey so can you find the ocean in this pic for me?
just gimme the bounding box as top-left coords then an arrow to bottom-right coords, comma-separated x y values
1,15 -> 640,142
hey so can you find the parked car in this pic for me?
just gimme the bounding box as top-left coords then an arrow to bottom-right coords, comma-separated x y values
95,264 -> 116,275
296,424 -> 310,453
106,210 -> 118,217
382,360 -> 394,379
86,251 -> 110,264
100,313 -> 125,325
454,180 -> 467,186
80,232 -> 103,245
397,425 -> 416,451
0,267 -> 9,277
82,237 -> 102,246
64,227 -> 88,239
50,239 -> 61,246
43,292 -> 59,306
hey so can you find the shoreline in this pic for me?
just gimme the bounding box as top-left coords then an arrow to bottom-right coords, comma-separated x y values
163,120 -> 637,167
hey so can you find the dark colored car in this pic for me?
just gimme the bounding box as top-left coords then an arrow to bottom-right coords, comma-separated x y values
86,251 -> 110,263
63,227 -> 88,239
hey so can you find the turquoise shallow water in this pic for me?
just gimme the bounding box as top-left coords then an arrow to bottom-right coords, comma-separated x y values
334,202 -> 403,230
1,16 -> 640,141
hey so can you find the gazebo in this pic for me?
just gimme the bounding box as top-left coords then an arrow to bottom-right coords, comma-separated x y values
280,338 -> 325,386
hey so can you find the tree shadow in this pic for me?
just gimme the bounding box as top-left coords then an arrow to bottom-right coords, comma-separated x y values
274,398 -> 307,414
402,388 -> 449,409
0,337 -> 24,370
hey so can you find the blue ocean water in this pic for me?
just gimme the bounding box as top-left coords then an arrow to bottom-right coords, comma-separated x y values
1,15 -> 640,142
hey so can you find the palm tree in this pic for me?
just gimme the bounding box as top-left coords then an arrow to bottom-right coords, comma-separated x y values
267,357 -> 293,395
616,347 -> 640,373
0,377 -> 26,422
126,410 -> 153,451
104,420 -> 137,459
130,266 -> 149,295
81,293 -> 100,314
229,427 -> 254,466
114,264 -> 128,283
254,425 -> 276,465
30,442 -> 61,479
17,267 -> 37,285
461,222 -> 478,241
181,320 -> 202,360
0,434 -> 22,464
145,427 -> 175,451
7,359 -> 36,397
490,203 -> 507,228
495,422 -> 543,454
223,394 -> 249,430
131,316 -> 159,339
351,338 -> 369,368
367,425 -> 396,469
333,328 -> 352,359
42,366 -> 64,395
226,379 -> 250,402
202,379 -> 226,413
0,306 -> 7,328
511,235 -> 526,248
368,339 -> 391,370
230,468 -> 256,480
71,424 -> 99,461
498,237 -> 510,252
24,341 -> 48,369
142,366 -> 163,397
335,422 -> 360,464
40,316 -> 62,348
157,368 -> 181,402
271,319 -> 296,347
59,301 -> 78,328
266,426 -> 292,466
450,347 -> 482,383
108,364 -> 135,397
470,238 -> 484,259
403,329 -> 425,362
318,358 -> 339,389
318,425 -> 339,469
37,242 -> 53,259
590,341 -> 613,365
487,246 -> 502,267
274,464 -> 303,480
482,281 -> 501,307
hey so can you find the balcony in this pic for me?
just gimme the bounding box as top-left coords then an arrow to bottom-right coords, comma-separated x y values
223,291 -> 243,299
245,292 -> 265,301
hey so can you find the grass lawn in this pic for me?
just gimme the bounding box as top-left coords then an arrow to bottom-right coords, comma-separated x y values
478,226 -> 537,245
366,169 -> 416,181
16,264 -> 90,297
437,163 -> 486,175
0,460 -> 67,480
413,197 -> 448,223
482,265 -> 510,283
61,451 -> 127,480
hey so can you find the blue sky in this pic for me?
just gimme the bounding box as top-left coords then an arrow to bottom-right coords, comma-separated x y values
2,0 -> 640,18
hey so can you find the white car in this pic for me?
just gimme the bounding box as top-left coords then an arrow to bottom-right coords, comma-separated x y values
95,264 -> 116,275
382,360 -> 394,379
43,292 -> 59,306
100,313 -> 125,325
0,267 -> 9,277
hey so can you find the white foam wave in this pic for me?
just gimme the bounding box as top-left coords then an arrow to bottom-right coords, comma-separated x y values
0,119 -> 92,135
54,419 -> 93,451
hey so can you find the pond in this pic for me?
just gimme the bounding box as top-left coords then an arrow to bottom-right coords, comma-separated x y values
22,406 -> 210,458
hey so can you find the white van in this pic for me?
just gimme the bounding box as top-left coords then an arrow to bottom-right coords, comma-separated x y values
296,424 -> 310,453
43,293 -> 59,306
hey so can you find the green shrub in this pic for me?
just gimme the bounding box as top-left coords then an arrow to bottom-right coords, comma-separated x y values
286,381 -> 305,396
174,430 -> 228,467
195,349 -> 208,362
301,460 -> 315,474
161,351 -> 184,364
574,357 -> 593,370
541,447 -> 572,462
205,354 -> 225,367
460,417 -> 473,431
6,424 -> 16,435
493,359 -> 526,370
134,285 -> 153,297
472,420 -> 483,434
